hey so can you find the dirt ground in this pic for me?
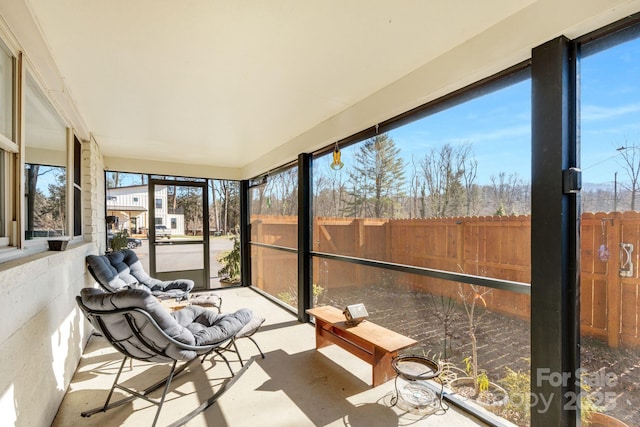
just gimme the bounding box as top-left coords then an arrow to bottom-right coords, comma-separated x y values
322,282 -> 639,427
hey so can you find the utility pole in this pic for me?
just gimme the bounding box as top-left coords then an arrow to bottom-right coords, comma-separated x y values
614,171 -> 618,212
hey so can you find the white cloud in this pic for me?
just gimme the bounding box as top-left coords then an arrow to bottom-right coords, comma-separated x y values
581,103 -> 640,121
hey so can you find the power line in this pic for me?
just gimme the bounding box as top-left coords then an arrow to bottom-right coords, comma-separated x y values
583,153 -> 620,170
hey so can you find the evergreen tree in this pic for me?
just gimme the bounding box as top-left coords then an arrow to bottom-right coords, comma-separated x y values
343,133 -> 405,218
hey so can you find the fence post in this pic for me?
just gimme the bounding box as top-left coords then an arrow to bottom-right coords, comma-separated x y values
255,219 -> 264,288
607,213 -> 622,348
386,220 -> 392,263
457,219 -> 464,273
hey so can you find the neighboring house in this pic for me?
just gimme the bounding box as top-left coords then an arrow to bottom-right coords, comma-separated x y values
106,184 -> 184,236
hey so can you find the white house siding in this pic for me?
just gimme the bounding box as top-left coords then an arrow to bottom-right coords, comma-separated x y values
106,185 -> 185,235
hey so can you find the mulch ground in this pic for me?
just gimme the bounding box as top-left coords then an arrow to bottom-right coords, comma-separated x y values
320,282 -> 639,427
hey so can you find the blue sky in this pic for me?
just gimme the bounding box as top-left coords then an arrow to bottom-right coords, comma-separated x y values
581,37 -> 640,185
326,80 -> 532,187
322,35 -> 640,189
388,79 -> 531,185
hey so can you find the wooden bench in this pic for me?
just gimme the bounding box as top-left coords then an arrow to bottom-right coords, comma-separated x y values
306,306 -> 417,387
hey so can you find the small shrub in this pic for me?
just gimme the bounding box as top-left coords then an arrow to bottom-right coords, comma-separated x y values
110,230 -> 129,251
501,366 -> 531,424
277,284 -> 325,307
218,236 -> 240,282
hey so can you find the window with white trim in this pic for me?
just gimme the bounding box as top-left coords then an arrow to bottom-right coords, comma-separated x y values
0,38 -> 14,246
24,72 -> 67,240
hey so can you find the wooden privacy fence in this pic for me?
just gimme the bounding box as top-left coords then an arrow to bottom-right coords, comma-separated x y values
581,212 -> 640,348
251,212 -> 640,349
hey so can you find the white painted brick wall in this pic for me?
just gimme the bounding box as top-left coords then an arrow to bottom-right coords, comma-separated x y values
0,137 -> 105,427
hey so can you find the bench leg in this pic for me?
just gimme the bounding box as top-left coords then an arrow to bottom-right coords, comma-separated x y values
312,318 -> 402,388
315,319 -> 333,349
372,349 -> 397,387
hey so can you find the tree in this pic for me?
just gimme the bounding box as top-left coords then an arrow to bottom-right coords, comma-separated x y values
25,165 -> 66,238
176,186 -> 203,235
269,168 -> 298,216
251,169 -> 298,217
209,180 -> 220,233
489,172 -> 523,215
210,180 -> 240,234
26,164 -> 40,237
106,172 -> 145,189
461,146 -> 479,216
313,168 -> 348,217
407,155 -> 427,218
47,172 -> 67,234
420,143 -> 476,217
343,133 -> 405,218
222,180 -> 240,232
617,144 -> 640,211
106,171 -> 120,189
458,283 -> 492,396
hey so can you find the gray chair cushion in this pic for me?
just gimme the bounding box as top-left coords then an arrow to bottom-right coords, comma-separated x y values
79,288 -> 253,360
237,315 -> 265,338
86,250 -> 195,298
172,305 -> 253,346
190,292 -> 223,308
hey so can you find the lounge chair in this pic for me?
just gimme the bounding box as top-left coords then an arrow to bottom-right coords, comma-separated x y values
76,287 -> 262,426
86,249 -> 222,312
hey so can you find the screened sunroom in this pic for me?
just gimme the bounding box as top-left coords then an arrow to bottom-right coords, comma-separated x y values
1,2 -> 640,426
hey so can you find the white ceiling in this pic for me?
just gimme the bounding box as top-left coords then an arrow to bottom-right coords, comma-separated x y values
3,0 -> 640,178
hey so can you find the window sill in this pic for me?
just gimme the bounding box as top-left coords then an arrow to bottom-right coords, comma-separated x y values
0,246 -> 23,263
0,236 -> 86,266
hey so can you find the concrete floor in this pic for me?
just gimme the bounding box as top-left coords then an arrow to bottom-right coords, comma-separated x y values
52,287 -> 489,427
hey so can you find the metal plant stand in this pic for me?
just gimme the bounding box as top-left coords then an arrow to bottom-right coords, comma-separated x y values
390,354 -> 448,415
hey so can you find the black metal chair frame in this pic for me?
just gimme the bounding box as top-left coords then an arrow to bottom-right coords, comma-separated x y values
76,296 -> 236,427
219,324 -> 266,367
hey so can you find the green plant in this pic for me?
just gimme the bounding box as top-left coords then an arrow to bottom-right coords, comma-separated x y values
110,230 -> 129,251
478,371 -> 490,393
580,373 -> 603,425
500,364 -> 603,426
463,356 -> 490,393
463,356 -> 473,376
501,365 -> 531,424
435,359 -> 461,387
218,236 -> 240,282
277,288 -> 296,306
313,283 -> 325,300
277,284 -> 325,307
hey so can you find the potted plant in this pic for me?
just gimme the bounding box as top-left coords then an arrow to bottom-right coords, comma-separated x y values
448,284 -> 508,412
109,230 -> 129,252
47,236 -> 71,251
587,413 -> 630,427
581,376 -> 629,427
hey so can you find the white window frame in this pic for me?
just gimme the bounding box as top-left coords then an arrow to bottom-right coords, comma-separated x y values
0,33 -> 82,262
0,33 -> 18,256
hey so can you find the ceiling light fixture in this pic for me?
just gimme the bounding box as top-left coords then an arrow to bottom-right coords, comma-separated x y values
330,142 -> 344,170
